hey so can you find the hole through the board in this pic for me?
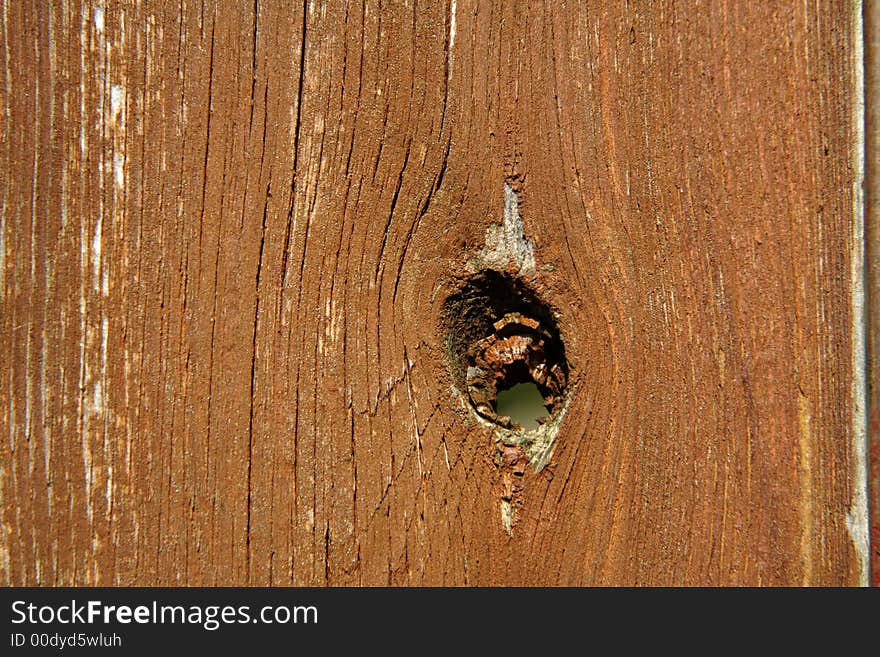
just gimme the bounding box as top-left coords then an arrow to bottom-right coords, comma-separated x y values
441,270 -> 568,433
495,382 -> 548,430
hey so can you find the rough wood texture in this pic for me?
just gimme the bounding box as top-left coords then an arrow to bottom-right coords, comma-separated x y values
866,0 -> 879,588
0,0 -> 867,585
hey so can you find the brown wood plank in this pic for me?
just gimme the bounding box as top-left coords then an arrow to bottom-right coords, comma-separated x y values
866,0 -> 880,588
0,0 -> 867,585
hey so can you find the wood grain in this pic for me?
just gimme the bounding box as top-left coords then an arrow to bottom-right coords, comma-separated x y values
0,0 -> 867,585
866,0 -> 879,588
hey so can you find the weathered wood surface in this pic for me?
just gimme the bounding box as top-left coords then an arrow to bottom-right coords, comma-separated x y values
866,0 -> 880,588
0,0 -> 868,585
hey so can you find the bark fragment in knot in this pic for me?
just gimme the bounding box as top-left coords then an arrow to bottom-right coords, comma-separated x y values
465,312 -> 567,430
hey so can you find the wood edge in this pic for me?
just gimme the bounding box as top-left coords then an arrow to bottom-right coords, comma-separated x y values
863,0 -> 879,588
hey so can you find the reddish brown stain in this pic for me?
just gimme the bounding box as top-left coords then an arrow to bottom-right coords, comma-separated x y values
0,0 -> 865,585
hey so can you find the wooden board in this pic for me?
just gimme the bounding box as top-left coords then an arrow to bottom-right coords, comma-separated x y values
866,0 -> 879,588
0,0 -> 868,585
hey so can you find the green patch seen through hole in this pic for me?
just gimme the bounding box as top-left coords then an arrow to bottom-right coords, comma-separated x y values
495,382 -> 548,431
